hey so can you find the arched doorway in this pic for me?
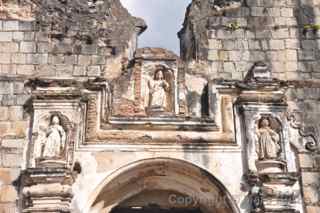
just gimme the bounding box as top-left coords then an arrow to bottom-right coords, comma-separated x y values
110,189 -> 203,213
85,158 -> 240,213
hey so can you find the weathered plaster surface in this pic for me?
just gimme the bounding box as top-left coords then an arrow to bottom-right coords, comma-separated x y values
0,0 -> 320,213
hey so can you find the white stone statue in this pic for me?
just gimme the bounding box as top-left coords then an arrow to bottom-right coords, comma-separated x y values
42,115 -> 66,159
256,117 -> 281,160
148,69 -> 170,112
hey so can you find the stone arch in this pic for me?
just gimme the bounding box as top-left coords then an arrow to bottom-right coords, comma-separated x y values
85,158 -> 240,213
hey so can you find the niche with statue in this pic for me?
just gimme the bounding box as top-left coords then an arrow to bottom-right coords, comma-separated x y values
254,115 -> 286,174
105,48 -> 216,131
33,112 -> 74,167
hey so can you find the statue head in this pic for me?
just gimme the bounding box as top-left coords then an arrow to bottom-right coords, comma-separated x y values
51,115 -> 60,125
259,117 -> 270,128
154,69 -> 164,80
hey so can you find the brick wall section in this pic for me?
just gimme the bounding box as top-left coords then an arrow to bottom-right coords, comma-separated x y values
0,1 -> 142,209
181,0 -> 320,80
0,78 -> 28,212
287,87 -> 320,212
133,60 -> 142,107
207,0 -> 300,79
0,0 -> 139,211
299,152 -> 320,213
0,20 -> 111,78
180,1 -> 320,212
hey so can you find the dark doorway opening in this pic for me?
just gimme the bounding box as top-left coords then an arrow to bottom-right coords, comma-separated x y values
111,205 -> 202,213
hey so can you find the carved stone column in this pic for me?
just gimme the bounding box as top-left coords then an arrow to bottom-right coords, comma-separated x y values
236,63 -> 304,213
20,79 -> 86,212
21,168 -> 75,213
247,172 -> 300,213
237,63 -> 289,174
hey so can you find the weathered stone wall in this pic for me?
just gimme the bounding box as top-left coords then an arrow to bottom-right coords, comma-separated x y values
0,19 -> 107,77
0,0 -> 320,212
287,86 -> 320,212
0,1 -> 145,212
179,1 -> 320,212
299,151 -> 320,213
180,0 -> 320,80
0,78 -> 27,212
0,0 -> 145,79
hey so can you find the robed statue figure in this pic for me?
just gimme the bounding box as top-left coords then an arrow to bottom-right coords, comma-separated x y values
42,115 -> 66,159
256,117 -> 281,160
148,68 -> 170,112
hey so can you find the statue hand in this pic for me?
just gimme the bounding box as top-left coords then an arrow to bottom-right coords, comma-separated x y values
46,129 -> 52,137
162,81 -> 169,89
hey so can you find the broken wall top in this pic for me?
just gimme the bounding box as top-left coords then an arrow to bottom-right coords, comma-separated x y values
0,0 -> 146,57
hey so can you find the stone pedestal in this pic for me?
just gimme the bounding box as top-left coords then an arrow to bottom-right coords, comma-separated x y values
247,172 -> 301,213
36,159 -> 67,168
256,160 -> 286,174
21,168 -> 74,213
238,64 -> 304,213
146,106 -> 173,117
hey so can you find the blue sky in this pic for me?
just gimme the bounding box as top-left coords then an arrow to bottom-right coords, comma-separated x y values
120,0 -> 192,54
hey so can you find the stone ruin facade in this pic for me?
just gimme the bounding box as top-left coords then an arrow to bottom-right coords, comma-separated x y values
0,0 -> 320,213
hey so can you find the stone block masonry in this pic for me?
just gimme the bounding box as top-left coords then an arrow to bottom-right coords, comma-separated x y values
0,0 -> 147,212
0,79 -> 27,213
0,20 -> 111,78
0,0 -> 319,213
179,1 -> 320,212
180,0 -> 320,81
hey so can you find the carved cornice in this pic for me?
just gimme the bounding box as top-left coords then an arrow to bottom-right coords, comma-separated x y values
21,168 -> 75,186
26,78 -> 236,146
20,167 -> 75,213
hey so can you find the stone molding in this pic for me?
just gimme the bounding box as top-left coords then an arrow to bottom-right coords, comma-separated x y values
20,168 -> 75,213
26,78 -> 237,148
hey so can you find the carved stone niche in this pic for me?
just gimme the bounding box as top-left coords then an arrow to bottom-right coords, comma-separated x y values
26,84 -> 85,169
254,115 -> 286,173
236,62 -> 292,174
33,113 -> 71,167
111,48 -> 181,117
20,80 -> 85,212
105,47 -> 217,131
243,112 -> 288,174
238,63 -> 306,213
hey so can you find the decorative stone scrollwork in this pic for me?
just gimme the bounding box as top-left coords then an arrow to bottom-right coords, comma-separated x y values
287,112 -> 319,152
